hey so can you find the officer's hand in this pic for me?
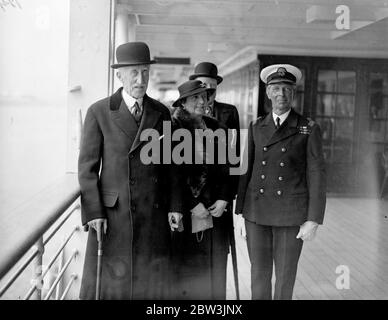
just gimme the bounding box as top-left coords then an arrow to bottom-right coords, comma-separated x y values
236,215 -> 247,240
88,218 -> 107,242
208,200 -> 228,217
168,212 -> 183,232
191,203 -> 209,219
296,221 -> 318,241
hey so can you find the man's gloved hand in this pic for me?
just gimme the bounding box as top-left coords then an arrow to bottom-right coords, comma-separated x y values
296,221 -> 319,241
208,200 -> 228,217
87,218 -> 108,242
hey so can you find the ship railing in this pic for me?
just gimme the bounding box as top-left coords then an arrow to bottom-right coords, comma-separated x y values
0,173 -> 82,300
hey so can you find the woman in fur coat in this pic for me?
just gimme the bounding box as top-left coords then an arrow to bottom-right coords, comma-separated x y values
170,80 -> 232,300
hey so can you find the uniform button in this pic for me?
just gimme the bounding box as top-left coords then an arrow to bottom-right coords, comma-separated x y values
261,174 -> 266,180
130,178 -> 135,185
281,147 -> 287,153
277,190 -> 283,196
280,162 -> 285,167
262,160 -> 267,166
259,188 -> 264,194
129,154 -> 134,159
131,205 -> 136,211
278,176 -> 283,181
154,203 -> 159,209
263,147 -> 268,152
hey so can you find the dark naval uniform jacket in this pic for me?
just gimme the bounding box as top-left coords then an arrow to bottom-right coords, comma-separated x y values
78,88 -> 182,300
236,109 -> 326,226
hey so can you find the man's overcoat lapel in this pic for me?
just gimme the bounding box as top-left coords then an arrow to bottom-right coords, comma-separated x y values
110,99 -> 138,149
130,94 -> 161,154
108,89 -> 162,154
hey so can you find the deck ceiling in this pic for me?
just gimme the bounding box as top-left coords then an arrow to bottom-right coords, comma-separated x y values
118,0 -> 388,88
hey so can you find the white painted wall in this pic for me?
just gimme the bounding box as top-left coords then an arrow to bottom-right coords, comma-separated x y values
0,0 -> 70,213
0,0 -> 72,299
0,0 -> 113,299
66,0 -> 112,173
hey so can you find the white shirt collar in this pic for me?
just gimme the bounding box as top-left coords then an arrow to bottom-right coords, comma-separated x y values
273,108 -> 291,126
122,89 -> 143,110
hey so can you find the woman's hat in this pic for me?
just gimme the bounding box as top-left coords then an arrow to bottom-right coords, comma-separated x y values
172,80 -> 215,108
111,42 -> 156,69
189,62 -> 223,84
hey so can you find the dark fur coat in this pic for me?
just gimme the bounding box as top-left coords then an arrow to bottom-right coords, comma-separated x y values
171,107 -> 231,299
172,107 -> 230,210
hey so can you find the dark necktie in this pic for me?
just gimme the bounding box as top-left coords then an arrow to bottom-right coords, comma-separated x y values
132,102 -> 142,123
276,117 -> 281,129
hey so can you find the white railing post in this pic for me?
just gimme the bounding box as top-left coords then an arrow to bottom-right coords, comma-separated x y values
32,237 -> 44,300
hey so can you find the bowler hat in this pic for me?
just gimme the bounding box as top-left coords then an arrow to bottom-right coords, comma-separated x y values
172,80 -> 215,108
260,64 -> 302,85
189,62 -> 223,84
111,42 -> 156,69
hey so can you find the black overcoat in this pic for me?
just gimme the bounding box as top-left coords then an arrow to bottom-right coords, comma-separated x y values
78,88 -> 182,299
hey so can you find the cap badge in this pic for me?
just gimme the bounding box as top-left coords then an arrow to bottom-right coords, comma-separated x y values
277,67 -> 287,76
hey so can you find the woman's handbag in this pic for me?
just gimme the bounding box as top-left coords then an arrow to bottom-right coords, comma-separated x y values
191,214 -> 213,234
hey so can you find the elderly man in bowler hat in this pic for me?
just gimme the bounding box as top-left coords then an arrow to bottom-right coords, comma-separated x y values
78,42 -> 183,299
236,64 -> 326,300
189,63 -> 241,299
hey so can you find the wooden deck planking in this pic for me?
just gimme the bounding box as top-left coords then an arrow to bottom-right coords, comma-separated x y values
313,224 -> 388,297
299,249 -> 347,300
226,198 -> 388,300
302,243 -> 365,299
320,211 -> 388,289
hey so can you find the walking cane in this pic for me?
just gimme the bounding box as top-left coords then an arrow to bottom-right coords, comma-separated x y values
228,208 -> 240,300
83,224 -> 103,300
95,226 -> 103,300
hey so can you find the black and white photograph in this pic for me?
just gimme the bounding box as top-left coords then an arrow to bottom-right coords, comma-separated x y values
1,0 -> 388,310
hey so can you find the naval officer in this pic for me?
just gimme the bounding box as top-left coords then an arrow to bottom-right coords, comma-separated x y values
236,64 -> 326,300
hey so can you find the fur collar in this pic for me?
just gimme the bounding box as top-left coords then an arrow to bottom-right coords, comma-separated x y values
172,108 -> 207,131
